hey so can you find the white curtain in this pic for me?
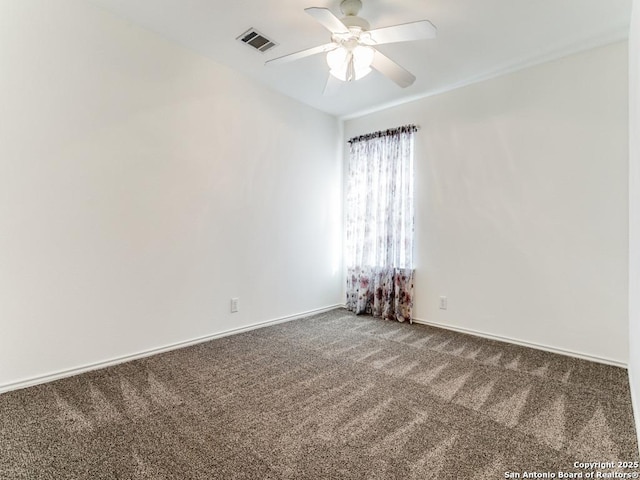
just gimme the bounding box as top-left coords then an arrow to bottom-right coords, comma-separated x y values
345,125 -> 416,322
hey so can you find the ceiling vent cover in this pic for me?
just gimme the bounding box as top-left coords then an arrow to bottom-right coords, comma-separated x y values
237,28 -> 277,53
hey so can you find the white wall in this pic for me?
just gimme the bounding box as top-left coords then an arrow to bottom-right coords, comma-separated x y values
344,42 -> 629,364
0,0 -> 342,390
628,0 -> 640,450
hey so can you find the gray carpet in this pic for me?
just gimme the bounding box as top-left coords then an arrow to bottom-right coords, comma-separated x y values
1,309 -> 638,479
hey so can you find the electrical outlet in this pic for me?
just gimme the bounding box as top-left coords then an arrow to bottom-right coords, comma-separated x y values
230,297 -> 239,313
439,296 -> 447,310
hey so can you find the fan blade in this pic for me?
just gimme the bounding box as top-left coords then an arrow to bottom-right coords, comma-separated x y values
305,7 -> 350,35
371,50 -> 416,88
366,20 -> 436,45
265,43 -> 337,66
323,74 -> 342,96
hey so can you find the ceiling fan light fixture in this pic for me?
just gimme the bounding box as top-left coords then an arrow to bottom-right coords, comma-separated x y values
326,46 -> 347,70
326,45 -> 374,82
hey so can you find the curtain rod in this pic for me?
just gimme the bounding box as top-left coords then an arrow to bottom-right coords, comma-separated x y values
348,124 -> 419,144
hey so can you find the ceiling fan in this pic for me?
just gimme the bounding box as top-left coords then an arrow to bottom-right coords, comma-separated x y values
265,0 -> 436,92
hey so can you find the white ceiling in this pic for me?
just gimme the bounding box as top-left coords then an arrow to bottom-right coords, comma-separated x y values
87,0 -> 632,118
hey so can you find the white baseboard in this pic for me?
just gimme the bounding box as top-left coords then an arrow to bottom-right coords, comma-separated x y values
411,317 -> 627,368
0,304 -> 343,395
628,368 -> 640,457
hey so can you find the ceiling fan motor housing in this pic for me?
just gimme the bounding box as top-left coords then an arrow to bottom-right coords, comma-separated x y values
341,15 -> 370,32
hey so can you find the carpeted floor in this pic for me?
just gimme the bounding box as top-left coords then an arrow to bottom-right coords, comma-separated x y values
1,308 -> 638,479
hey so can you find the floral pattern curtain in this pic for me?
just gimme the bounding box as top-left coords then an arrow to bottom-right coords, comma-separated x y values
345,125 -> 416,323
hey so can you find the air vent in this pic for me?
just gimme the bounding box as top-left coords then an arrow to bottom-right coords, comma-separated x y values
237,28 -> 277,53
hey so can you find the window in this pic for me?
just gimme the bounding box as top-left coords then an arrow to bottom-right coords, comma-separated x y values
345,125 -> 417,322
